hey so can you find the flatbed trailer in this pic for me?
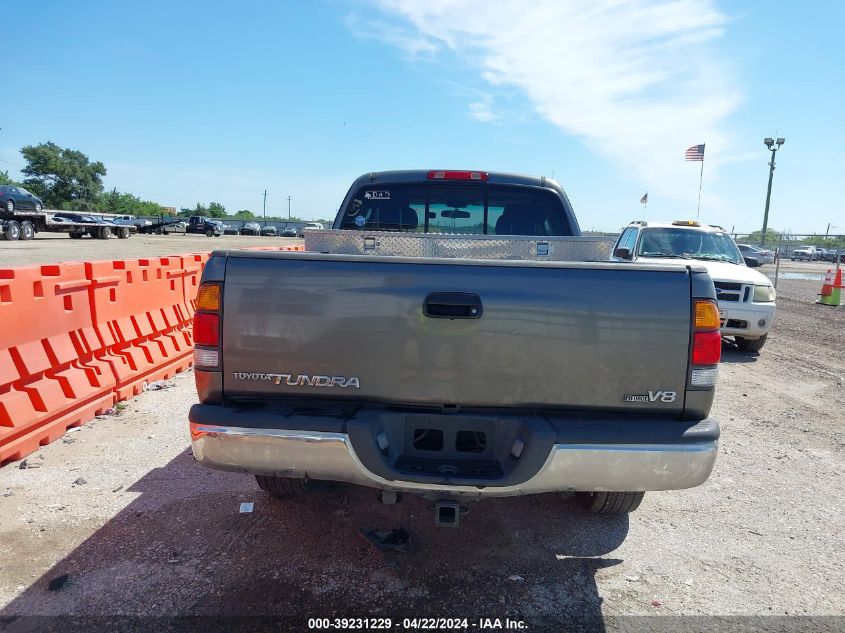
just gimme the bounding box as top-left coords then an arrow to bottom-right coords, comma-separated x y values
136,219 -> 184,235
0,210 -> 133,241
137,215 -> 222,237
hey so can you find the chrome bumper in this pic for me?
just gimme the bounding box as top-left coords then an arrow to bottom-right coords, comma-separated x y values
190,424 -> 718,498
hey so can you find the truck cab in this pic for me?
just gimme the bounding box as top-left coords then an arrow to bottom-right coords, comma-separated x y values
186,215 -> 222,237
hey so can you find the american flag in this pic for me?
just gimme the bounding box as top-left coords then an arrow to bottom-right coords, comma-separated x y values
640,193 -> 648,204
685,144 -> 705,161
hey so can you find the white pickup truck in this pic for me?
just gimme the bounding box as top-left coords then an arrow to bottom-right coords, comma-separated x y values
611,220 -> 776,352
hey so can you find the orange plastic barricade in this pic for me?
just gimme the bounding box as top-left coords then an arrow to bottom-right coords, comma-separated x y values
87,257 -> 193,400
0,264 -> 116,464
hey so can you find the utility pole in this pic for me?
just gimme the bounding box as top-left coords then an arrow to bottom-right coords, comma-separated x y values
760,136 -> 785,248
287,196 -> 291,221
263,190 -> 267,222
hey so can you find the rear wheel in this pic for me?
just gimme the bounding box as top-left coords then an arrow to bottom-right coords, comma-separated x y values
575,491 -> 645,515
34,202 -> 42,212
4,200 -> 13,212
3,221 -> 20,241
118,226 -> 130,239
98,226 -> 112,240
20,221 -> 35,240
255,475 -> 324,497
735,334 -> 767,352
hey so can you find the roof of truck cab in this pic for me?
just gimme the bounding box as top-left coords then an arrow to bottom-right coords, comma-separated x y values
626,221 -> 727,233
352,170 -> 563,190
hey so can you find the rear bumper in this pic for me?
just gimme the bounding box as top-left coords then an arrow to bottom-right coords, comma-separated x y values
189,405 -> 719,498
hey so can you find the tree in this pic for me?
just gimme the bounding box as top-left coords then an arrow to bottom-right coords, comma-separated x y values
20,142 -> 107,208
207,202 -> 226,218
739,228 -> 783,244
0,170 -> 20,186
234,209 -> 255,219
95,189 -> 163,216
192,203 -> 209,217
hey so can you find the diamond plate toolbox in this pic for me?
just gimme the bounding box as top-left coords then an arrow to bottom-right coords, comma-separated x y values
303,230 -> 615,262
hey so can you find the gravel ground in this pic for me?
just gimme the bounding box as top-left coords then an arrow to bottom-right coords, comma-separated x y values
0,259 -> 843,632
0,233 -> 304,267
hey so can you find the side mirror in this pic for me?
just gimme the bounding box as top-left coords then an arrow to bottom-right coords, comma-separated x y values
614,247 -> 631,259
744,256 -> 760,268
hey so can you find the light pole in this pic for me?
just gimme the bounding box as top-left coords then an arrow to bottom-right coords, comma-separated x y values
760,136 -> 785,248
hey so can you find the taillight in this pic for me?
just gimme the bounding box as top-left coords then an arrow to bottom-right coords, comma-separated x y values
426,170 -> 489,181
690,299 -> 720,387
193,313 -> 219,346
196,284 -> 220,311
692,331 -> 722,365
193,282 -> 221,368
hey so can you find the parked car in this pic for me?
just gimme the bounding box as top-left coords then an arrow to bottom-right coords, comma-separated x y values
281,226 -> 298,237
0,185 -> 43,213
612,220 -> 776,352
297,222 -> 323,237
260,225 -> 277,236
736,244 -> 774,265
240,222 -> 261,236
821,248 -> 843,262
53,213 -> 102,224
111,214 -> 152,227
189,169 -> 721,526
790,246 -> 822,261
223,224 -> 240,235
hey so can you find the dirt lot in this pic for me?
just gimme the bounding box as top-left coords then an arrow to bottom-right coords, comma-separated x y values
0,259 -> 843,631
0,232 -> 304,267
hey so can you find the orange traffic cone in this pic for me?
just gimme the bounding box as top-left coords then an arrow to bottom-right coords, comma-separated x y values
818,268 -> 842,307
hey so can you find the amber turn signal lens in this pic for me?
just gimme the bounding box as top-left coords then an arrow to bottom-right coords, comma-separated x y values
694,300 -> 720,330
196,284 -> 220,311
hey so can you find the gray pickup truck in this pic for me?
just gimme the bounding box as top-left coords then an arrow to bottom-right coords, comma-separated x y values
188,170 -> 721,527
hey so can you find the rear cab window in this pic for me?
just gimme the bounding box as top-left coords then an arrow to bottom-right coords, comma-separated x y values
337,182 -> 574,235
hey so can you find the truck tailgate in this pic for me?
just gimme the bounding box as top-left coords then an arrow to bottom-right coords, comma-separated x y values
221,253 -> 692,414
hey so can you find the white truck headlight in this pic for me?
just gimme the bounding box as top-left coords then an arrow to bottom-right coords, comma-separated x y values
753,284 -> 776,302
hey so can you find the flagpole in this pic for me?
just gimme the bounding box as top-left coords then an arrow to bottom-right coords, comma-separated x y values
696,158 -> 704,220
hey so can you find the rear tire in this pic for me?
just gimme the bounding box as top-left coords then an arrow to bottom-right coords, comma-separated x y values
255,475 -> 323,497
118,226 -> 130,239
575,491 -> 645,515
4,200 -> 13,212
3,221 -> 20,241
98,226 -> 112,240
34,202 -> 42,212
735,334 -> 767,352
20,221 -> 34,240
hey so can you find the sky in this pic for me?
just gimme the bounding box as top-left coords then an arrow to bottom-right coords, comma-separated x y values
1,0 -> 842,233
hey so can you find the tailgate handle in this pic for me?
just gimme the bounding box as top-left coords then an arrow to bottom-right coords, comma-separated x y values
423,292 -> 483,319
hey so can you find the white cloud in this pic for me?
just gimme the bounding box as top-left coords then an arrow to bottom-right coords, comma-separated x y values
467,94 -> 500,123
369,0 -> 741,202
